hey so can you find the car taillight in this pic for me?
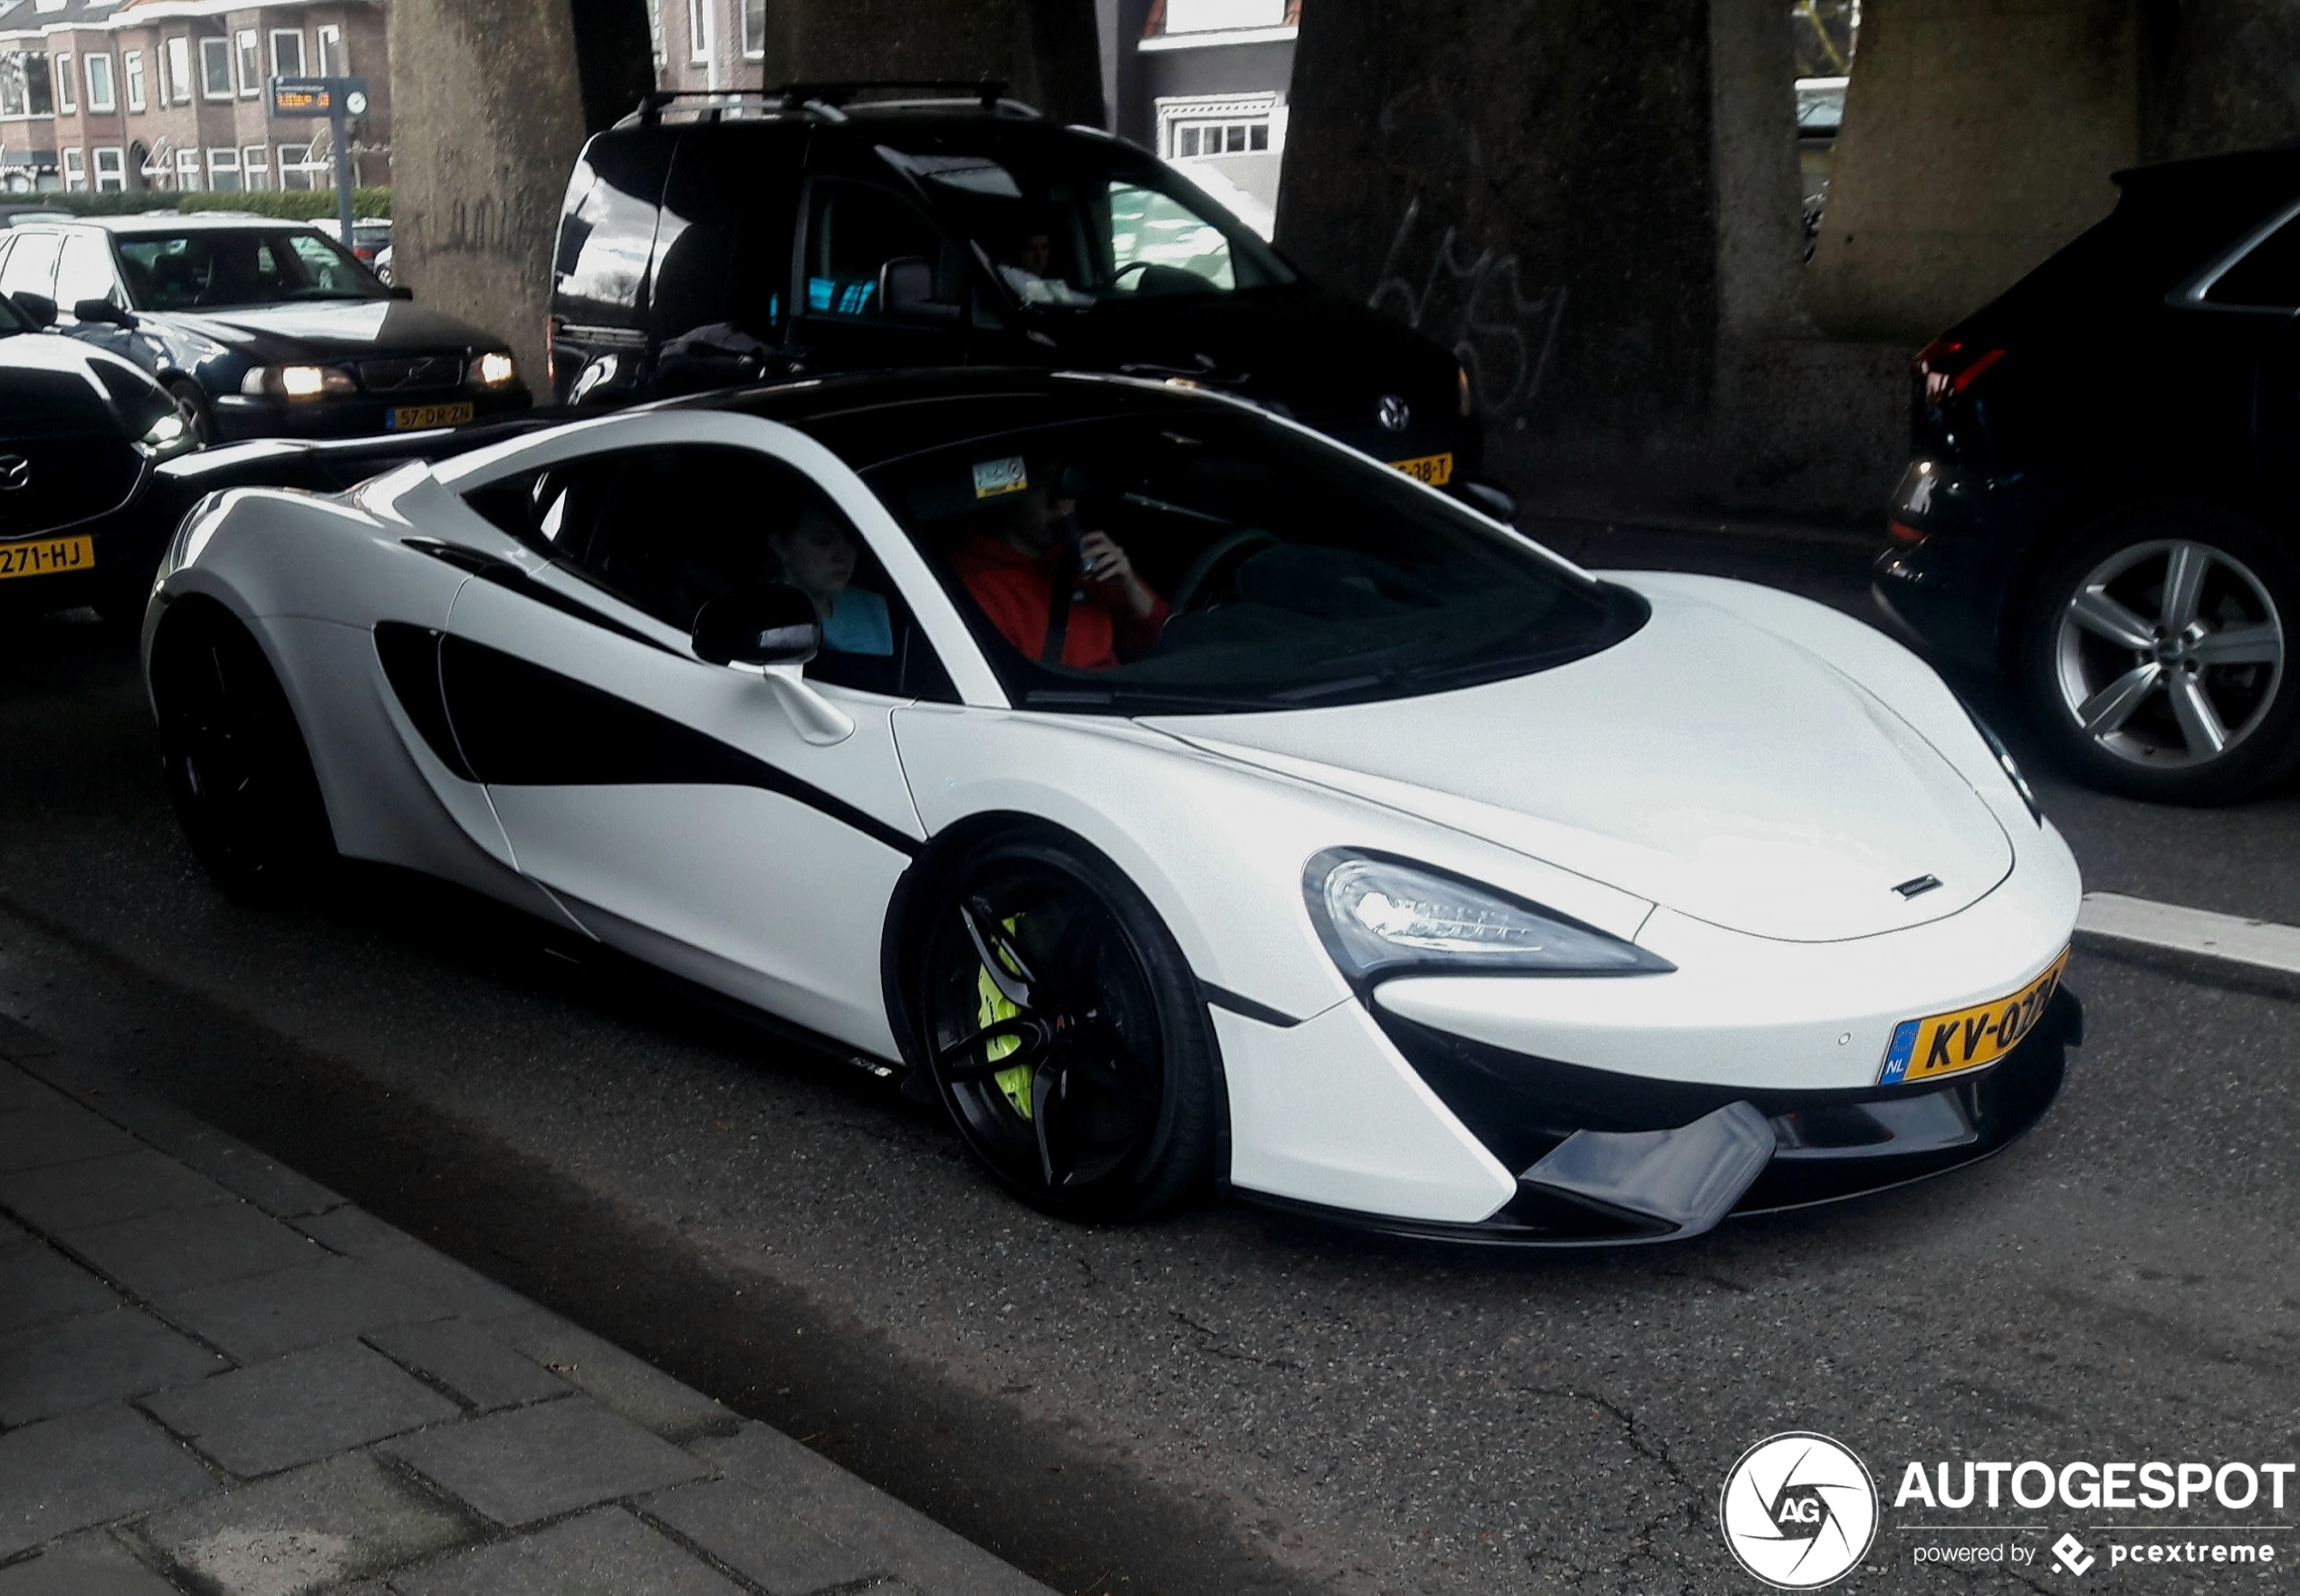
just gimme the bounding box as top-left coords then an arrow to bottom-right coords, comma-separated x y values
1914,339 -> 2006,405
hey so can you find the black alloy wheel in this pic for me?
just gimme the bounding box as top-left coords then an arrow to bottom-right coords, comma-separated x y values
2020,508 -> 2300,805
915,834 -> 1222,1220
151,603 -> 336,903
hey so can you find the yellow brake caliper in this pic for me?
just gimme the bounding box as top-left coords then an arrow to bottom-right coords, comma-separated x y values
976,914 -> 1033,1120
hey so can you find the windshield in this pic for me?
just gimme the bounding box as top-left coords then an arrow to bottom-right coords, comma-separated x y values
864,408 -> 1641,712
117,228 -> 388,311
876,138 -> 1297,310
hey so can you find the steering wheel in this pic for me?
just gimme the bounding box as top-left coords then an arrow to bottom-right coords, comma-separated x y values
1170,529 -> 1280,614
1112,261 -> 1155,292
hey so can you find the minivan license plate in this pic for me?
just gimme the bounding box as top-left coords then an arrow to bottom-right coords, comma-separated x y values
1390,452 -> 1453,485
388,402 -> 474,431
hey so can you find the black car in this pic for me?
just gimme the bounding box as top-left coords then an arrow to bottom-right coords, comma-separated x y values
0,215 -> 532,446
0,288 -> 200,619
550,82 -> 1482,493
1875,145 -> 2300,804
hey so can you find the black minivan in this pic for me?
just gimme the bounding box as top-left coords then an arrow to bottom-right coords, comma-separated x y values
549,82 -> 1481,489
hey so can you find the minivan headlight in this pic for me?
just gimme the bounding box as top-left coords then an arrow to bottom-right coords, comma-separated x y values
1305,850 -> 1672,983
242,364 -> 354,400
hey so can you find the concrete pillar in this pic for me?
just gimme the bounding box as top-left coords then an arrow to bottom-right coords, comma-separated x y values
2143,0 -> 2300,159
1276,0 -> 1720,495
388,0 -> 590,387
1806,0 -> 2140,344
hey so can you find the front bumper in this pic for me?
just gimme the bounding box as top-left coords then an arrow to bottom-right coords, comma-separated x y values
210,384 -> 533,444
1236,989 -> 2078,1247
0,485 -> 176,617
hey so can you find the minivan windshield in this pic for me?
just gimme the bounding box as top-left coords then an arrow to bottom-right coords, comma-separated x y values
117,228 -> 388,311
863,407 -> 1642,713
876,139 -> 1297,309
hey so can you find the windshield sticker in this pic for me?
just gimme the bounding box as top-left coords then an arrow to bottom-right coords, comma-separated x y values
973,456 -> 1029,500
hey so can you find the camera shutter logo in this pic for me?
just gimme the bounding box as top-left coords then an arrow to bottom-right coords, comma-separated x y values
1719,1432 -> 1879,1589
0,455 -> 29,492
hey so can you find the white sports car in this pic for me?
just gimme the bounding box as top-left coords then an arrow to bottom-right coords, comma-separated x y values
142,371 -> 2084,1244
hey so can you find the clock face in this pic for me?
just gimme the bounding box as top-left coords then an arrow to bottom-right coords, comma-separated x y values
345,90 -> 369,116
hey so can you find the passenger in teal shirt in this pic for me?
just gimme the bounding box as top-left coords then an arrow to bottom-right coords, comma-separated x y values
770,507 -> 893,656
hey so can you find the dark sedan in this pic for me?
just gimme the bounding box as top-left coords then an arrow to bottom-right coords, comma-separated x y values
1874,146 -> 2300,805
0,215 -> 531,445
0,288 -> 200,620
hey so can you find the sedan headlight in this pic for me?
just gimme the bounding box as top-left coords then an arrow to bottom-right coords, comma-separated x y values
1305,850 -> 1673,983
132,407 -> 195,461
474,350 -> 517,387
241,364 -> 355,401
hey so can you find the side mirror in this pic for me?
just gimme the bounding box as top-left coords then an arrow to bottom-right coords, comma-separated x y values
72,298 -> 135,330
11,291 -> 54,328
878,255 -> 961,326
692,586 -> 819,669
1454,476 -> 1519,524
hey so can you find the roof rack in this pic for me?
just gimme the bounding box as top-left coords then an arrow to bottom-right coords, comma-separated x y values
623,81 -> 1038,129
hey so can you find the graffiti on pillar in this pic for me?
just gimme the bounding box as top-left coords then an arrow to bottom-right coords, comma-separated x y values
1366,57 -> 1568,424
1370,196 -> 1567,424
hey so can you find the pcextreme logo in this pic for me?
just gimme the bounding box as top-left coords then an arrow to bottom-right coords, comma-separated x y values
1720,1432 -> 1881,1589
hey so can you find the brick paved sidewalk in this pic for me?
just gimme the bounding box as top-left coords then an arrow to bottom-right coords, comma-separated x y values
0,1022 -> 1052,1596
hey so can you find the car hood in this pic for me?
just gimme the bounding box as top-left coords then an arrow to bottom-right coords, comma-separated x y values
1045,286 -> 1461,435
0,331 -> 167,441
152,301 -> 503,359
1139,581 -> 2016,943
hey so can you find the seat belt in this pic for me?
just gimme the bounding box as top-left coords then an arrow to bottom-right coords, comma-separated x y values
1039,574 -> 1075,665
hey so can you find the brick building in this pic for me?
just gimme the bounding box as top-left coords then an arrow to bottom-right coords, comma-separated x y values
0,0 -> 389,195
644,0 -> 765,95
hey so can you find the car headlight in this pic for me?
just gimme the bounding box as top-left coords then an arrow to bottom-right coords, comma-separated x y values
1304,850 -> 1672,983
241,365 -> 354,400
474,350 -> 517,387
1957,699 -> 2044,827
132,407 -> 195,461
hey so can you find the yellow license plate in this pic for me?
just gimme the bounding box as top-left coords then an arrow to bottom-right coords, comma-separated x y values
388,402 -> 474,431
1879,949 -> 2070,1085
0,535 -> 93,581
1390,452 -> 1453,485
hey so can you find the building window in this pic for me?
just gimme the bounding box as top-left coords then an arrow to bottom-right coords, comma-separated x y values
743,0 -> 766,58
242,144 -> 269,190
175,148 -> 202,191
206,147 -> 240,192
647,0 -> 666,67
1157,94 -> 1281,158
316,25 -> 343,77
235,30 -> 258,96
54,53 -> 73,115
0,53 -> 57,119
165,37 -> 192,105
85,53 -> 114,113
200,37 -> 233,100
61,147 -> 83,193
686,0 -> 709,63
123,52 -> 144,112
93,147 -> 124,192
270,29 -> 304,80
279,141 -> 329,191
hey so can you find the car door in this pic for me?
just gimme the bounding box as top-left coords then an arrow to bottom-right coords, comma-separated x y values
789,173 -> 980,375
647,123 -> 808,398
431,413 -> 939,1058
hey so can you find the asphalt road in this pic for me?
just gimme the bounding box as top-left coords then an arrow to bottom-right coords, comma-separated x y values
3,530 -> 2297,1596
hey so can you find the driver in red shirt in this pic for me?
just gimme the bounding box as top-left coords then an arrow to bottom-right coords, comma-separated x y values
953,471 -> 1166,669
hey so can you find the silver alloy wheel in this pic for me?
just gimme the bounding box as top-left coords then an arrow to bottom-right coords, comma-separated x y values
2053,538 -> 2286,768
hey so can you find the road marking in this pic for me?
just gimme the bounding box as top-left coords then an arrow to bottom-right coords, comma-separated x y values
2076,891 -> 2300,978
